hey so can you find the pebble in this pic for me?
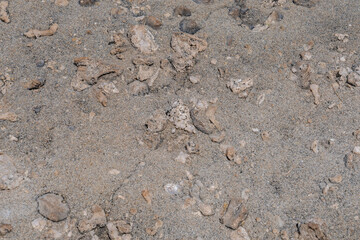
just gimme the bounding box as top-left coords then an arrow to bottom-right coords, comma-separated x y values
335,33 -> 349,42
221,198 -> 248,230
329,175 -> 342,184
146,16 -> 162,29
169,100 -> 196,133
146,219 -> 163,236
0,1 -> 10,23
352,146 -> 360,155
209,131 -> 226,143
37,193 -> 70,222
261,131 -> 270,141
186,141 -> 200,154
176,151 -> 189,164
189,75 -> 200,84
145,110 -> 167,133
198,202 -> 214,216
26,79 -> 45,90
293,0 -> 317,8
164,183 -> 181,195
227,78 -> 254,94
297,221 -> 328,239
55,0 -> 69,6
36,60 -> 46,67
108,169 -> 120,175
179,19 -> 201,34
230,227 -> 251,240
128,81 -> 149,96
210,58 -> 217,65
32,217 -> 47,232
141,189 -> 152,204
309,84 -> 320,105
174,6 -> 191,17
129,25 -> 158,54
78,205 -> 107,233
0,112 -> 18,122
311,140 -> 319,153
0,223 -> 12,236
226,146 -> 236,161
300,51 -> 312,60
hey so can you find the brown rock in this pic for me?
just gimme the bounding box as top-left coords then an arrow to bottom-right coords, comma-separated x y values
78,205 -> 107,233
0,112 -> 18,122
293,0 -> 317,8
179,19 -> 200,34
146,16 -> 162,29
221,198 -> 248,230
129,25 -> 158,54
0,1 -> 10,23
26,79 -> 45,90
226,146 -> 236,161
0,223 -> 12,236
37,193 -> 70,222
79,0 -> 98,7
24,24 -> 58,38
141,189 -> 152,205
55,0 -> 69,6
297,222 -> 329,240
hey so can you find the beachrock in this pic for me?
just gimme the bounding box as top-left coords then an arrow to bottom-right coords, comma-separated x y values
174,6 -> 191,17
129,25 -> 158,54
145,110 -> 167,132
170,32 -> 208,72
0,223 -> 12,236
179,19 -> 200,34
37,193 -> 70,222
297,221 -> 329,240
0,1 -> 10,23
0,153 -> 25,190
168,100 -> 196,133
71,57 -> 120,91
221,198 -> 248,230
230,227 -> 251,240
78,205 -> 107,233
128,81 -> 149,96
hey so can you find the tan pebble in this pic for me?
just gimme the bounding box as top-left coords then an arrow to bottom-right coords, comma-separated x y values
300,51 -> 312,60
272,228 -> 280,235
311,140 -> 319,153
261,131 -> 270,141
309,84 -> 320,105
108,169 -> 120,175
209,131 -> 226,143
352,146 -> 360,155
189,75 -> 201,84
0,112 -> 18,122
146,16 -> 162,29
198,202 -> 214,216
329,175 -> 342,183
0,223 -> 12,236
55,0 -> 69,6
129,208 -> 137,215
226,146 -> 236,161
24,24 -> 58,38
0,1 -> 10,23
141,189 -> 152,205
146,219 -> 163,236
210,58 -> 217,65
234,155 -> 242,165
280,230 -> 289,240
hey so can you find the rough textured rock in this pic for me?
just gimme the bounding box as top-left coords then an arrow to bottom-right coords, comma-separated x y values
221,198 -> 248,230
174,6 -> 191,17
0,223 -> 12,236
297,221 -> 329,240
168,100 -> 196,133
230,227 -> 251,240
179,19 -> 201,34
37,193 -> 70,222
0,1 -> 10,23
78,205 -> 107,233
170,32 -> 207,72
129,25 -> 158,54
24,24 -> 58,38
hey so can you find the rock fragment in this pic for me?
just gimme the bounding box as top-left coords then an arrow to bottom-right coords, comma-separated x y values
25,79 -> 45,90
146,219 -> 163,236
146,16 -> 162,29
37,193 -> 70,222
352,146 -> 360,155
227,78 -> 253,97
209,131 -> 226,143
329,175 -> 342,184
32,218 -> 47,232
179,19 -> 200,34
226,146 -> 236,161
55,0 -> 69,6
297,221 -> 329,240
0,112 -> 18,122
335,33 -> 349,43
198,202 -> 214,216
309,84 -> 320,105
189,75 -> 200,84
78,205 -> 107,233
24,24 -> 58,38
0,223 -> 12,236
311,140 -> 319,153
110,32 -> 128,59
175,151 -> 189,164
145,111 -> 167,132
221,198 -> 248,230
174,6 -> 191,17
129,25 -> 158,54
141,189 -> 152,205
79,0 -> 98,7
168,100 -> 196,133
170,32 -> 207,72
0,1 -> 10,23
261,131 -> 270,141
128,81 -> 149,96
230,227 -> 251,240
71,57 -> 120,91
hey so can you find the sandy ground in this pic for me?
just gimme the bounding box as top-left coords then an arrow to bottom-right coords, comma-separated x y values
0,0 -> 360,239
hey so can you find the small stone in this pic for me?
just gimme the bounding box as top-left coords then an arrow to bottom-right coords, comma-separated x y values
198,202 -> 214,216
108,169 -> 120,175
179,19 -> 200,34
221,198 -> 248,230
297,221 -> 329,240
309,84 -> 320,105
79,0 -> 97,7
189,75 -> 200,84
227,78 -> 253,94
230,227 -> 250,240
303,40 -> 314,51
280,230 -> 290,240
0,112 -> 18,122
8,135 -> 18,142
329,175 -> 342,183
335,33 -> 349,42
164,183 -> 181,195
174,6 -> 191,17
0,1 -> 10,23
352,146 -> 360,155
36,60 -> 46,67
129,25 -> 158,54
78,205 -> 107,233
300,51 -> 312,60
129,81 -> 149,96
55,0 -> 69,6
141,189 -> 152,205
26,79 -> 45,90
0,223 -> 12,236
311,140 -> 319,153
32,218 -> 47,232
261,131 -> 270,141
186,141 -> 200,154
37,193 -> 70,222
226,146 -> 236,161
210,58 -> 217,65
293,0 -> 317,8
209,131 -> 226,143
234,155 -> 242,165
146,219 -> 163,236
169,100 -> 196,133
145,110 -> 167,132
116,220 -> 132,234
146,16 -> 162,29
